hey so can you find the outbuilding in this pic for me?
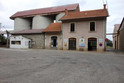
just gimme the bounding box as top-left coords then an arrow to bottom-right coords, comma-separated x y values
10,36 -> 31,48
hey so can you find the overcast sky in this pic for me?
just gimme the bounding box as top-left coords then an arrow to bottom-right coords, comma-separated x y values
0,0 -> 124,40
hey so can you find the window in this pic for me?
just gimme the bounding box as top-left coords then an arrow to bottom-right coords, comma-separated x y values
70,23 -> 75,32
90,22 -> 95,31
30,19 -> 33,29
11,41 -> 21,45
11,41 -> 15,44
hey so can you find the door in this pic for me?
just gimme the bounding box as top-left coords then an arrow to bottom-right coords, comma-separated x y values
51,36 -> 57,47
69,38 -> 76,50
88,38 -> 97,51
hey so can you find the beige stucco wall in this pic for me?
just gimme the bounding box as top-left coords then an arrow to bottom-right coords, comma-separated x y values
45,32 -> 62,50
62,18 -> 106,52
14,18 -> 31,31
32,15 -> 53,29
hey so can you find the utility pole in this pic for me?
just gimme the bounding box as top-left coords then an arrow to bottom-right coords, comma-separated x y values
6,30 -> 9,48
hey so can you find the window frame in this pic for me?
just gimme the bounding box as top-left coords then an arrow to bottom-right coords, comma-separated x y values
89,21 -> 96,32
11,41 -> 21,45
70,22 -> 76,32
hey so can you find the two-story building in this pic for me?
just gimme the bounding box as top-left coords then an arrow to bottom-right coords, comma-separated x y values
10,3 -> 108,52
61,5 -> 108,52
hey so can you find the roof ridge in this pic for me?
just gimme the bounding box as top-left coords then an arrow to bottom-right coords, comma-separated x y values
10,3 -> 79,19
17,3 -> 79,13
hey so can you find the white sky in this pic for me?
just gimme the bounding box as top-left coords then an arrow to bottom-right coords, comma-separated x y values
0,0 -> 124,40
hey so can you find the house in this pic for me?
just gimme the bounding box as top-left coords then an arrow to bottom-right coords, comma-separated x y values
118,17 -> 124,51
113,24 -> 120,50
61,5 -> 108,51
10,3 -> 108,51
10,36 -> 31,48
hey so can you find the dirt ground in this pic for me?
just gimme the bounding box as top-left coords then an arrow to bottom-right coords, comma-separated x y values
0,48 -> 124,83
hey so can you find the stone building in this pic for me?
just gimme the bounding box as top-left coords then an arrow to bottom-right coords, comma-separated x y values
10,3 -> 79,49
10,3 -> 108,51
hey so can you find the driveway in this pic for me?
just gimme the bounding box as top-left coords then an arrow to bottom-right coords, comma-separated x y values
0,48 -> 124,83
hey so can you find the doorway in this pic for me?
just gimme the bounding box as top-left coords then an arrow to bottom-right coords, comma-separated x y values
51,36 -> 57,47
69,38 -> 76,50
88,38 -> 97,51
115,40 -> 116,49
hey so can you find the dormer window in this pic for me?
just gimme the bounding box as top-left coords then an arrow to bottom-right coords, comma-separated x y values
90,22 -> 95,31
70,23 -> 75,32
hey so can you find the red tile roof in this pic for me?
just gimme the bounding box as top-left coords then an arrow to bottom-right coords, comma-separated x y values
10,3 -> 79,19
11,29 -> 43,34
61,9 -> 108,20
43,23 -> 61,32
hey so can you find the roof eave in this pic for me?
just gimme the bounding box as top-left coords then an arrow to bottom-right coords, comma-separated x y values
61,16 -> 108,21
44,31 -> 61,33
11,32 -> 43,35
118,17 -> 124,32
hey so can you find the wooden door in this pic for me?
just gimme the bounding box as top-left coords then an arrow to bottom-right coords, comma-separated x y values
69,38 -> 76,50
88,38 -> 97,51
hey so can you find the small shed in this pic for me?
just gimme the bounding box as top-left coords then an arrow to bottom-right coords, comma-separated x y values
10,35 -> 31,48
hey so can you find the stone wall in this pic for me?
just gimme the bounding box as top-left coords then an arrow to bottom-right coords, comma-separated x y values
22,34 -> 45,49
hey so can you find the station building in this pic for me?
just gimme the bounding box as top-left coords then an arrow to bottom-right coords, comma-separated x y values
10,3 -> 108,52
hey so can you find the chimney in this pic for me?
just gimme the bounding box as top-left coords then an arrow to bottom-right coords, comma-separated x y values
65,9 -> 68,15
104,4 -> 106,9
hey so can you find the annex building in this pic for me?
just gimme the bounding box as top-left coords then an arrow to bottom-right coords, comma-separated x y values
10,3 -> 108,52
